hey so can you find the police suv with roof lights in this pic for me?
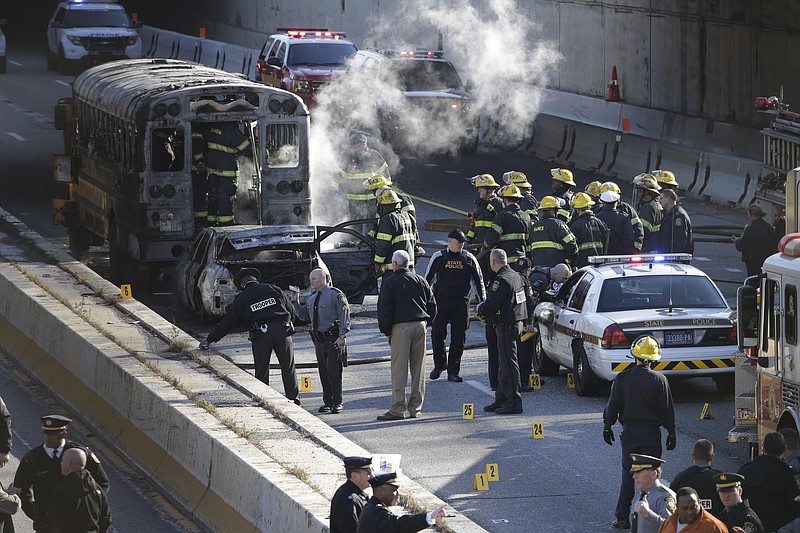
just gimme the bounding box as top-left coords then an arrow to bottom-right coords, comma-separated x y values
533,254 -> 737,396
47,0 -> 142,74
255,28 -> 357,107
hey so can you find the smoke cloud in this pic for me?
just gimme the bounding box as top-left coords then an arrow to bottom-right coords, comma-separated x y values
309,0 -> 561,226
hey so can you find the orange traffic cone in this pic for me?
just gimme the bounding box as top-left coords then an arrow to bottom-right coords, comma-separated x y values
607,66 -> 621,101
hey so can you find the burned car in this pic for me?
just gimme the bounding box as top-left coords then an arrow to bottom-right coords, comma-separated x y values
177,223 -> 375,319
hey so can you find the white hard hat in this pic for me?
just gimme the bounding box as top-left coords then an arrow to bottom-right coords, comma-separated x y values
600,190 -> 620,203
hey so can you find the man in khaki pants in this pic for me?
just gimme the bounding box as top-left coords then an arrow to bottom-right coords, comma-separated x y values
376,250 -> 437,421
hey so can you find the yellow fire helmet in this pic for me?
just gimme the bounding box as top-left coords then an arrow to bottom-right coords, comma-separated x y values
633,173 -> 661,194
498,184 -> 524,198
572,192 -> 595,209
600,181 -> 621,194
550,168 -> 576,186
502,171 -> 532,189
363,174 -> 393,190
630,335 -> 662,361
653,169 -> 679,187
377,189 -> 401,205
585,181 -> 602,198
471,174 -> 498,188
539,195 -> 560,210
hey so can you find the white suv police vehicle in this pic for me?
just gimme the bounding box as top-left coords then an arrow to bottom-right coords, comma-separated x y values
533,254 -> 737,396
47,0 -> 142,74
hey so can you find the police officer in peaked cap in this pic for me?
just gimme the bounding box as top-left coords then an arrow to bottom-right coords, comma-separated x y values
714,472 -> 764,533
357,472 -> 445,533
330,456 -> 372,533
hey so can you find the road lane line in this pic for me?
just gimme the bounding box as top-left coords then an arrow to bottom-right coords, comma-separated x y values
693,256 -> 710,261
55,80 -> 70,87
724,267 -> 743,273
465,380 -> 494,397
9,60 -> 22,67
444,170 -> 459,174
424,163 -> 438,167
7,132 -> 26,141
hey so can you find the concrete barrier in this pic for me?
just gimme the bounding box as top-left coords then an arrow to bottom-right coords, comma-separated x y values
699,153 -> 764,206
527,114 -> 571,162
0,209 -> 489,533
568,122 -> 615,172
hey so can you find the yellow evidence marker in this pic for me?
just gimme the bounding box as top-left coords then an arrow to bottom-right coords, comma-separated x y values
529,373 -> 541,389
486,463 -> 499,482
532,422 -> 545,439
462,403 -> 475,420
300,376 -> 313,392
120,284 -> 133,300
474,473 -> 488,491
699,403 -> 714,420
567,373 -> 575,388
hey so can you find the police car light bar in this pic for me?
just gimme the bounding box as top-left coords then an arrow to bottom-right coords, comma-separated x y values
588,254 -> 693,265
779,233 -> 800,257
375,49 -> 444,58
277,28 -> 346,39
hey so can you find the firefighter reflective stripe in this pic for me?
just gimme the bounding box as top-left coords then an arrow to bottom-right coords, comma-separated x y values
563,232 -> 575,242
207,167 -> 240,177
236,139 -> 251,151
467,229 -> 476,238
217,215 -> 235,223
376,232 -> 392,242
207,142 -> 240,154
640,219 -> 661,232
578,241 -> 603,251
475,220 -> 494,228
347,192 -> 374,201
498,232 -> 527,242
558,208 -> 572,222
611,358 -> 735,372
392,234 -> 412,244
338,169 -> 374,180
194,211 -> 208,218
529,241 -> 564,250
375,255 -> 386,263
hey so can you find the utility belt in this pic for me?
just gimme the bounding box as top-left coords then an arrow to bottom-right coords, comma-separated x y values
493,320 -> 524,335
250,319 -> 294,338
310,327 -> 340,343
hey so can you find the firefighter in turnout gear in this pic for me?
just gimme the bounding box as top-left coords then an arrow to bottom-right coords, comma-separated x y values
601,181 -> 644,251
529,196 -> 577,267
373,189 -> 415,276
338,133 -> 391,226
503,171 -> 539,222
596,190 -> 636,255
652,169 -> 679,191
362,175 -> 417,239
203,122 -> 252,225
603,336 -> 676,530
482,184 -> 532,265
550,168 -> 576,223
569,192 -> 608,268
191,127 -> 208,224
585,181 -> 602,205
632,174 -> 663,253
467,174 -> 503,244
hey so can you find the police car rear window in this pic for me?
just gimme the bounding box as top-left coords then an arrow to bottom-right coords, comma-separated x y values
597,275 -> 726,312
393,60 -> 462,91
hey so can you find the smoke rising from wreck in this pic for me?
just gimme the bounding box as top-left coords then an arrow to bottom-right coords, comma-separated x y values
309,0 -> 561,226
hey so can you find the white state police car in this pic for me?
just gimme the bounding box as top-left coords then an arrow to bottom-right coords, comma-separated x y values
533,254 -> 737,396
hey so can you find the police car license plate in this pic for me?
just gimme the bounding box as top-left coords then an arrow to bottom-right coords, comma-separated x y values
664,330 -> 693,346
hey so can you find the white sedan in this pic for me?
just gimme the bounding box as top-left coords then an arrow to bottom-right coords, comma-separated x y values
533,254 -> 737,396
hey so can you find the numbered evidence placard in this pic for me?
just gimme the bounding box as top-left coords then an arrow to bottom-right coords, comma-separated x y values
474,473 -> 488,491
532,422 -> 545,439
566,372 -> 575,388
528,373 -> 541,389
462,403 -> 475,420
120,284 -> 133,300
486,463 -> 499,482
300,376 -> 313,392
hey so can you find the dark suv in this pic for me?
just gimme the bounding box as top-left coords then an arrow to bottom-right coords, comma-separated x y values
348,48 -> 479,154
255,28 -> 357,107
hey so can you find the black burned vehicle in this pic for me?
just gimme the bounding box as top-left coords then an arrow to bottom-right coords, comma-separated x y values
53,59 -> 310,283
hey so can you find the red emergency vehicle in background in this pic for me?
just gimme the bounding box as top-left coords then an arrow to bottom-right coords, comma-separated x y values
255,28 -> 357,107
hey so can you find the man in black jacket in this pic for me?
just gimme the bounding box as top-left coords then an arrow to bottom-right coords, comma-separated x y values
669,438 -> 722,517
376,250 -> 437,421
356,473 -> 444,533
595,191 -> 635,255
425,229 -> 485,383
732,203 -> 776,278
44,448 -> 111,533
657,189 -> 694,254
200,268 -> 300,403
603,336 -> 676,530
